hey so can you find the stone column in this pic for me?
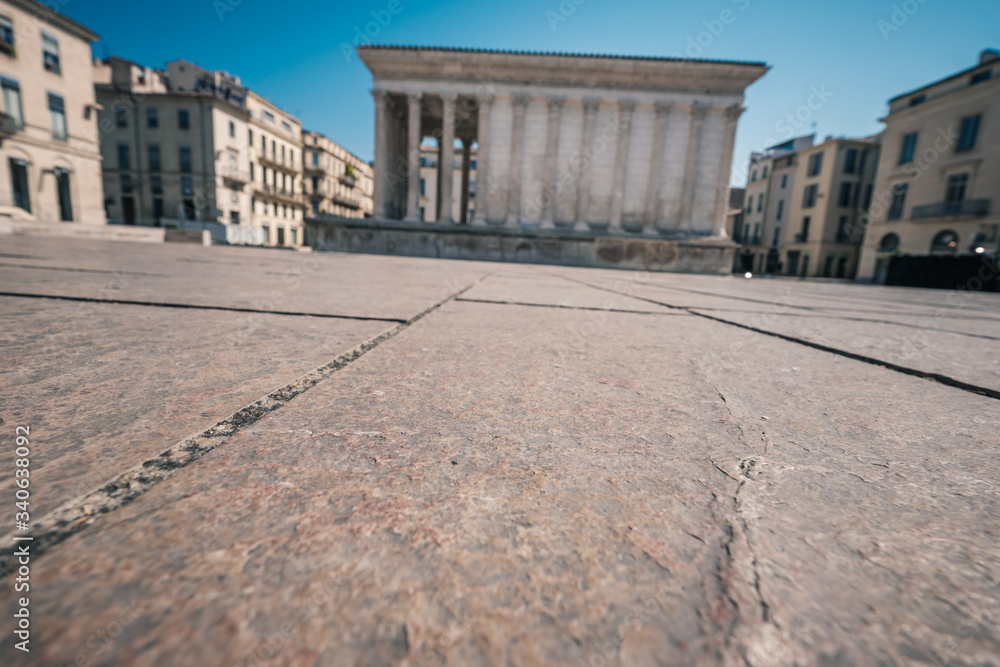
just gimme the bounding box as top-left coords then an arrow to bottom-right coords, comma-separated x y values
506,94 -> 530,227
711,105 -> 745,236
540,96 -> 564,229
609,99 -> 636,233
404,92 -> 422,223
472,95 -> 493,226
642,102 -> 671,234
460,137 -> 472,224
678,104 -> 708,231
438,93 -> 457,223
371,90 -> 389,219
574,98 -> 600,232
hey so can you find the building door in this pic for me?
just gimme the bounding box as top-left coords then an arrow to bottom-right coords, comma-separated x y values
56,170 -> 73,221
122,196 -> 136,225
836,255 -> 848,279
277,227 -> 285,246
786,251 -> 800,276
800,254 -> 810,277
765,249 -> 780,274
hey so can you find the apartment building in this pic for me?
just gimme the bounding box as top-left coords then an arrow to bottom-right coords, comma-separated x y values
857,49 -> 1000,282
302,130 -> 373,220
0,0 -> 103,226
94,57 -> 305,246
418,142 -> 477,223
735,134 -> 880,279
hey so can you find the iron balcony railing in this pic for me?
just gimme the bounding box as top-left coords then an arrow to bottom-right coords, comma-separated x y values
911,199 -> 990,220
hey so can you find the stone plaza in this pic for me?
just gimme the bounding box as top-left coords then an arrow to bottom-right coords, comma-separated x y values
1,235 -> 999,665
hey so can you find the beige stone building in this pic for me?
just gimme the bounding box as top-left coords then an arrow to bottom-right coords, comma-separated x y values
303,130 -> 373,220
418,142 -> 477,223
0,0 -> 103,226
359,46 -> 766,238
735,134 -> 880,278
857,49 -> 1000,282
94,57 -> 305,246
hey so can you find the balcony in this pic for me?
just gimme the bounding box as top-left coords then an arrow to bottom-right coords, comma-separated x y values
0,112 -> 23,141
254,182 -> 303,204
257,152 -> 295,171
339,173 -> 357,188
793,233 -> 808,243
911,199 -> 990,220
220,167 -> 250,185
333,192 -> 360,209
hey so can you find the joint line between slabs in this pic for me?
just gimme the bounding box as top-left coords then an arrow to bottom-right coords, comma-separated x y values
0,291 -> 408,324
0,275 -> 486,578
551,273 -> 1000,402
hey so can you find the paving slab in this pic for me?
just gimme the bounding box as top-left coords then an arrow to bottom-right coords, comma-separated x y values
0,236 -> 492,320
0,295 -> 392,518
4,298 -> 999,666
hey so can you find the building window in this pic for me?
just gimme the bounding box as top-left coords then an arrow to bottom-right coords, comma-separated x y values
282,120 -> 292,133
802,184 -> 818,208
311,200 -> 319,216
271,140 -> 276,158
248,129 -> 253,145
956,114 -> 981,152
42,32 -> 60,74
117,144 -> 130,170
228,120 -> 235,137
282,204 -> 288,218
178,109 -> 190,129
750,170 -> 757,182
311,176 -> 318,192
1,77 -> 23,128
179,146 -> 192,173
776,200 -> 784,221
930,230 -> 959,254
878,233 -> 900,252
945,173 -> 969,203
909,95 -> 926,107
273,202 -> 278,215
120,173 -> 133,193
799,217 -> 810,242
0,15 -> 14,54
181,175 -> 193,196
419,178 -> 426,196
152,197 -> 164,221
262,110 -> 275,123
54,169 -> 72,221
772,226 -> 781,247
148,145 -> 161,172
806,152 -> 823,177
150,174 -> 162,195
290,149 -> 294,165
843,147 -> 858,174
863,185 -> 873,210
971,70 -> 992,85
836,216 -> 850,243
780,174 -> 787,189
9,158 -> 29,212
888,183 -> 908,220
899,132 -> 918,164
115,105 -> 128,127
838,182 -> 853,207
146,107 -> 158,128
277,227 -> 285,245
762,165 -> 769,179
757,193 -> 764,212
312,152 -> 318,166
249,162 -> 254,180
230,210 -> 240,225
182,199 -> 196,220
47,93 -> 66,140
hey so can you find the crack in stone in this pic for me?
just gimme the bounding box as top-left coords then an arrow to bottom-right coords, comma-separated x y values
0,276 -> 488,579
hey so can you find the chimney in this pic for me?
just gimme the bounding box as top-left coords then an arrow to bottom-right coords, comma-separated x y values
980,49 -> 1000,65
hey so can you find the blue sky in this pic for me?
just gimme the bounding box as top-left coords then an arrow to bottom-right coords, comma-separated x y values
65,0 -> 998,186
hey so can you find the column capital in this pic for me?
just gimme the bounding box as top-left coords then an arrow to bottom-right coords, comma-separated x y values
407,92 -> 422,105
512,94 -> 531,111
548,96 -> 565,113
440,92 -> 458,105
477,93 -> 495,109
653,101 -> 674,117
690,103 -> 710,120
725,105 -> 746,122
583,97 -> 601,115
618,99 -> 637,115
371,89 -> 389,103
